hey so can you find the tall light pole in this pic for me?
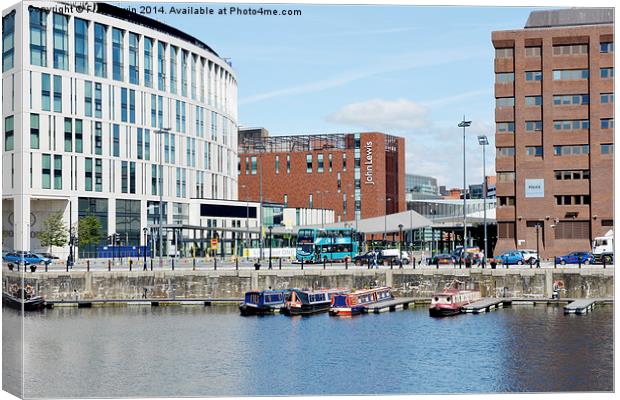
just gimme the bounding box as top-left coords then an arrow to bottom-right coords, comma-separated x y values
241,184 -> 250,258
458,117 -> 472,249
478,135 -> 489,264
155,127 -> 171,268
383,197 -> 392,246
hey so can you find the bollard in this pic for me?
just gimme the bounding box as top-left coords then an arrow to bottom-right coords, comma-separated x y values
413,257 -> 416,269
578,258 -> 582,269
235,258 -> 238,270
301,259 -> 304,270
554,257 -> 557,269
129,259 -> 133,271
108,259 -> 111,271
172,259 -> 175,271
345,258 -> 348,270
436,260 -> 439,269
279,258 -> 282,270
45,263 -> 48,272
214,258 -> 217,270
323,258 -> 326,270
87,260 -> 90,272
390,259 -> 393,269
459,258 -> 462,269
143,260 -> 147,271
193,258 -> 197,271
150,259 -> 153,271
603,257 -> 606,269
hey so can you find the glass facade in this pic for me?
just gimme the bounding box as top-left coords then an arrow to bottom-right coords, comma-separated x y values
2,11 -> 15,71
30,8 -> 47,67
74,18 -> 88,74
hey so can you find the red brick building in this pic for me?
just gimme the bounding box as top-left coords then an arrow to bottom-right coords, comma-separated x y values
238,129 -> 406,224
492,8 -> 614,258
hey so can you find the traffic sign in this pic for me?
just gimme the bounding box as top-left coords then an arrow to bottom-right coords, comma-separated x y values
210,238 -> 218,250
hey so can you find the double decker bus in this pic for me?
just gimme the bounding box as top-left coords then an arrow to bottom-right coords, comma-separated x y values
296,228 -> 359,263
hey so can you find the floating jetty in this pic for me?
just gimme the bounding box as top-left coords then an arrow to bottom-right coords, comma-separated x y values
45,298 -> 242,308
461,298 -> 505,314
563,299 -> 600,315
362,297 -> 416,313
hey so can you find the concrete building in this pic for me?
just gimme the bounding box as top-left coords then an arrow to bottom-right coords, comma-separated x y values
2,1 -> 240,257
238,129 -> 406,223
492,8 -> 614,258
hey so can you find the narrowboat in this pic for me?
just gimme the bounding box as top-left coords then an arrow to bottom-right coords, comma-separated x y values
2,284 -> 45,311
329,287 -> 394,316
429,286 -> 480,317
282,288 -> 348,316
239,290 -> 289,316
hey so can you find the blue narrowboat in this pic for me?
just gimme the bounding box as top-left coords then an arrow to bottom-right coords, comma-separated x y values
281,288 -> 349,316
329,287 -> 394,316
239,290 -> 289,316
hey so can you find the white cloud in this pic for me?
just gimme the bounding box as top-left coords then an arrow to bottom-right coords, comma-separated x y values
325,98 -> 430,131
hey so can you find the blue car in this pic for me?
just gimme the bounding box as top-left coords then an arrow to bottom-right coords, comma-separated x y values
496,251 -> 525,265
3,251 -> 51,266
555,251 -> 593,265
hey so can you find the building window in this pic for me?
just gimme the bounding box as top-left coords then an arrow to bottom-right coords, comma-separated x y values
4,116 -> 14,151
496,172 -> 515,183
601,93 -> 614,104
524,46 -> 541,57
94,82 -> 102,118
497,147 -> 515,157
95,121 -> 102,155
94,23 -> 107,78
496,97 -> 514,107
283,194 -> 288,207
144,129 -> 150,160
553,120 -> 589,130
275,155 -> 280,174
137,128 -> 143,160
144,37 -> 153,87
129,90 -> 136,123
554,170 -> 589,180
309,193 -> 313,209
497,122 -> 514,133
496,72 -> 514,83
53,75 -> 62,112
121,88 -> 128,122
498,196 -> 515,207
553,94 -> 589,105
602,219 -> 614,227
525,146 -> 543,157
524,71 -> 542,81
29,113 -> 40,149
555,221 -> 590,239
84,81 -> 92,117
600,119 -> 614,129
191,55 -> 197,100
306,154 -> 313,173
498,222 -> 516,239
158,41 -> 166,90
85,158 -> 93,191
63,118 -> 72,152
52,13 -> 69,69
553,145 -> 589,156
128,33 -> 139,84
495,48 -> 513,58
286,154 -> 291,174
30,8 -> 47,67
74,18 -> 88,74
112,28 -> 124,81
601,143 -> 614,154
524,96 -> 542,106
328,153 -> 333,172
42,154 -> 51,189
342,153 -> 347,171
2,11 -> 15,71
113,124 -> 120,157
170,46 -> 177,93
552,44 -> 588,55
181,50 -> 188,97
600,42 -> 614,53
525,121 -> 542,131
337,172 -> 341,191
95,159 -> 103,192
53,155 -> 62,189
555,195 -> 590,206
40,73 -> 51,111
317,154 -> 324,173
250,156 -> 257,175
75,119 -> 83,153
553,69 -> 589,80
121,161 -> 128,193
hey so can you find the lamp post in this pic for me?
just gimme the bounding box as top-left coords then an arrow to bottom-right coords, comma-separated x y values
458,117 -> 472,249
241,184 -> 250,259
478,135 -> 489,265
268,225 -> 273,269
398,224 -> 403,264
142,227 -> 148,265
384,197 -> 392,246
154,127 -> 171,268
535,223 -> 541,268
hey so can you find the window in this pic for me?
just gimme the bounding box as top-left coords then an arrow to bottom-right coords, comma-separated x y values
29,8 -> 47,67
144,129 -> 150,160
553,120 -> 589,130
112,124 -> 120,157
526,146 -> 543,157
158,41 -> 166,90
283,194 -> 288,207
74,18 -> 88,74
525,121 -> 542,131
170,46 -> 177,93
3,12 -> 15,71
497,147 -> 515,157
275,155 -> 280,174
498,197 -> 515,206
309,193 -> 313,209
112,28 -> 124,81
600,119 -> 614,129
342,153 -> 347,171
553,94 -> 589,106
497,223 -> 515,239
191,54 -> 197,99
525,96 -> 542,106
41,73 -> 51,111
4,116 -> 14,151
210,111 -> 217,140
601,93 -> 614,104
525,46 -> 541,57
94,83 -> 102,118
53,75 -> 62,112
495,48 -> 513,58
553,145 -> 589,155
525,71 -> 542,81
601,144 -> 614,154
84,81 -> 92,117
121,161 -> 128,193
181,50 -> 188,97
497,122 -> 514,133
42,154 -> 51,189
64,118 -> 72,152
600,42 -> 614,53
497,172 -> 515,183
121,88 -> 127,122
286,154 -> 291,174
94,23 -> 107,77
553,69 -> 589,80
137,128 -> 143,160
496,97 -> 514,107
53,155 -> 62,189
129,90 -> 135,123
337,172 -> 341,191
128,33 -> 139,84
52,13 -> 68,69
151,165 -> 158,195
144,37 -> 153,87
555,195 -> 590,206
75,119 -> 83,153
496,72 -> 514,83
554,170 -> 589,180
328,154 -> 333,172
553,44 -> 588,55
130,162 -> 136,194
555,221 -> 590,239
95,122 -> 102,155
250,156 -> 257,175
306,154 -> 313,173
85,158 -> 93,191
29,114 -> 40,149
317,154 -> 324,173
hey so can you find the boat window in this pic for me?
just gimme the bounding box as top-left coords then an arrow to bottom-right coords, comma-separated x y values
434,297 -> 439,302
447,297 -> 451,302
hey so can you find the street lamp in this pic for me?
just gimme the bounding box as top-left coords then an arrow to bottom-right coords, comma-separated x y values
478,134 -> 489,265
535,222 -> 541,268
142,227 -> 148,266
241,184 -> 250,259
398,224 -> 404,265
154,127 -> 171,268
268,225 -> 273,269
458,117 -> 472,249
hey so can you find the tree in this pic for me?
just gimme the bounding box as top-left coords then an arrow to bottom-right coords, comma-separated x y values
78,215 -> 102,249
37,211 -> 68,253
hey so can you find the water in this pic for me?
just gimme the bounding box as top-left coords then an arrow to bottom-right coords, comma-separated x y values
3,305 -> 613,398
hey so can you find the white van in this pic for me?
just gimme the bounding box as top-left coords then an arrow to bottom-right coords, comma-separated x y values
381,249 -> 410,264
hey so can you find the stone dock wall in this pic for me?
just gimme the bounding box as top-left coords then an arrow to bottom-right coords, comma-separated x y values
3,268 -> 614,301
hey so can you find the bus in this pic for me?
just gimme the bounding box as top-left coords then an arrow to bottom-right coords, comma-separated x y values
296,228 -> 359,263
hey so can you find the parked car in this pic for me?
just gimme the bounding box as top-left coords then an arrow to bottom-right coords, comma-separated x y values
451,246 -> 482,263
555,251 -> 594,265
38,252 -> 59,260
353,251 -> 383,266
519,249 -> 539,264
495,251 -> 525,265
3,251 -> 51,266
430,253 -> 454,265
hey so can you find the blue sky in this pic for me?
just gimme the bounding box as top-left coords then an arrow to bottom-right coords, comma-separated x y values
126,3 -> 545,188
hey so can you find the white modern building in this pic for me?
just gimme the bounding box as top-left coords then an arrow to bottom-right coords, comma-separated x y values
2,1 -> 240,257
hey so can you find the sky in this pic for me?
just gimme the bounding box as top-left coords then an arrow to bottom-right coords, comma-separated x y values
123,2 -> 545,188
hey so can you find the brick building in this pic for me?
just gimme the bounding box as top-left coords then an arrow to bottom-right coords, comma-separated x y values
238,129 -> 406,224
492,8 -> 614,258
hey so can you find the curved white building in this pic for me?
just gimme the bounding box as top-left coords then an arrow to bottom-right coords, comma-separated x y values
2,1 -> 238,256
